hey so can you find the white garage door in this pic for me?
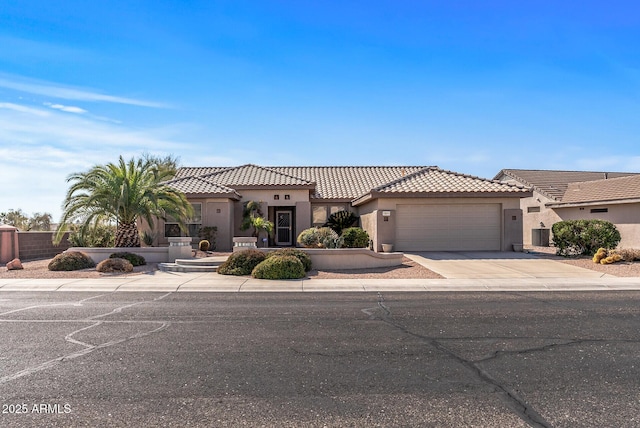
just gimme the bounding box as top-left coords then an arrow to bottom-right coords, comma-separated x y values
396,204 -> 501,251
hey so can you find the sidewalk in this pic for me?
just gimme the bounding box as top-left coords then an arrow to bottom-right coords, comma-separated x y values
1,271 -> 639,292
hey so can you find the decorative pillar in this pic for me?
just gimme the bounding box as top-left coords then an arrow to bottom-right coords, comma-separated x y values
168,237 -> 193,262
0,224 -> 19,264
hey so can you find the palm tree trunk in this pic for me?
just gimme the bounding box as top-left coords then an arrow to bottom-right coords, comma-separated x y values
115,221 -> 141,247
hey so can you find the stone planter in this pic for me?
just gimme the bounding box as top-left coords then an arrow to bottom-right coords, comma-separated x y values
381,243 -> 394,253
512,243 -> 523,252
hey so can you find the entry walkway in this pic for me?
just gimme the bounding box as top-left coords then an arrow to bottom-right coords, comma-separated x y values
404,251 -> 610,279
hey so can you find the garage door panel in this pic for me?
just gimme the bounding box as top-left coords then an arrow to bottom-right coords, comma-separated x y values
396,204 -> 501,251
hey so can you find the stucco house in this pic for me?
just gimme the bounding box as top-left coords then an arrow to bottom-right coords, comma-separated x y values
495,169 -> 640,248
158,164 -> 532,252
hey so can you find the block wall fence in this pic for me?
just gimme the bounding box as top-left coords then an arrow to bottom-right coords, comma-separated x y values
0,229 -> 70,263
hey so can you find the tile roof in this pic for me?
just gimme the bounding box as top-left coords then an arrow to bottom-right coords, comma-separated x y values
171,165 -> 530,201
550,175 -> 640,206
163,176 -> 241,198
179,164 -> 315,188
372,167 -> 531,195
269,166 -> 426,199
495,169 -> 639,201
174,167 -> 228,179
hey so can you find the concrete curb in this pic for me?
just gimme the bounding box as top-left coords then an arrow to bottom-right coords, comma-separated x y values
1,273 -> 639,293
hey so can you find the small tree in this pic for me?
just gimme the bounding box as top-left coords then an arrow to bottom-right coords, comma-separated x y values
28,212 -> 52,231
240,200 -> 274,245
0,209 -> 29,230
251,216 -> 274,246
323,210 -> 359,235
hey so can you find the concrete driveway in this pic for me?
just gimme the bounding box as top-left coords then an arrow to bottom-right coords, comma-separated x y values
405,251 -> 611,279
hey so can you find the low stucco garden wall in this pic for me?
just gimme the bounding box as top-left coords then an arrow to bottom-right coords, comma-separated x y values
258,248 -> 403,270
67,247 -> 170,264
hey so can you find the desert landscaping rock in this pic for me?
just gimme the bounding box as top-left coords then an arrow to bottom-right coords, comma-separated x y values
6,258 -> 23,270
1,247 -> 639,280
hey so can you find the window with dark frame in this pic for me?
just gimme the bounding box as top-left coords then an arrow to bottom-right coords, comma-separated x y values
164,203 -> 202,238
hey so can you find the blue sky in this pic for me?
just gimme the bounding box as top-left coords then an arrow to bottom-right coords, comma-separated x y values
1,1 -> 639,220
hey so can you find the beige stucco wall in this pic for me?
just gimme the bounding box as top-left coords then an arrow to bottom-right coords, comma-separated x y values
154,197 -> 235,251
356,196 -> 524,252
552,202 -> 640,249
519,191 -> 561,245
295,201 -> 311,243
232,189 -> 312,245
205,201 -> 234,251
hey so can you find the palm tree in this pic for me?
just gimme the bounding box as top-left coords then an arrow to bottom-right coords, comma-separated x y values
54,155 -> 193,247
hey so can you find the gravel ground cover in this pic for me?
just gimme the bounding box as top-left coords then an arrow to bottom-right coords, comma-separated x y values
1,247 -> 639,279
525,246 -> 640,278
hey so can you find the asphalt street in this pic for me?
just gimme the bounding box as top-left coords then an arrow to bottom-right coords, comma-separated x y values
1,291 -> 639,427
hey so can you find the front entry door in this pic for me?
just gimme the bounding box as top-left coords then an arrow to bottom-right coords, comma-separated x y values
275,210 -> 292,246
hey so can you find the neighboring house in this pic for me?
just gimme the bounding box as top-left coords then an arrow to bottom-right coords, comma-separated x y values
159,164 -> 532,252
494,169 -> 640,247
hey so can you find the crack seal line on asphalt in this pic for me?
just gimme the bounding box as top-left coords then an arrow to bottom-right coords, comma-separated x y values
0,293 -> 173,385
368,292 -> 553,428
0,293 -> 112,317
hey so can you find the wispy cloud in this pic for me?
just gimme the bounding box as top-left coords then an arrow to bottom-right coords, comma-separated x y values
0,102 -> 50,116
44,102 -> 87,114
0,74 -> 169,108
0,101 -> 188,218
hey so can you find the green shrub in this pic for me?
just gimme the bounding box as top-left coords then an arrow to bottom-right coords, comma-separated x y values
252,255 -> 306,280
68,223 -> 116,247
48,251 -> 96,271
199,240 -> 210,252
552,219 -> 621,256
297,228 -> 320,248
341,227 -> 370,248
267,248 -> 312,271
316,227 -> 342,248
218,249 -> 266,276
141,230 -> 155,246
97,258 -> 133,273
323,210 -> 359,235
109,252 -> 146,266
296,227 -> 342,248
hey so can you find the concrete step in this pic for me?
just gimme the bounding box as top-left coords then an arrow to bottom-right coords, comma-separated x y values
158,263 -> 219,273
158,256 -> 227,272
174,256 -> 227,267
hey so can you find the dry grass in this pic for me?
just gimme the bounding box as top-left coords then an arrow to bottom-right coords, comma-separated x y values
612,248 -> 640,262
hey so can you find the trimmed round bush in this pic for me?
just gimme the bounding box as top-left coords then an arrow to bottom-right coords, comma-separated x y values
97,258 -> 134,273
109,252 -> 146,266
199,240 -> 210,252
297,227 -> 341,248
267,248 -> 312,272
252,255 -> 306,280
341,227 -> 370,248
297,227 -> 320,248
48,251 -> 95,271
552,219 -> 621,256
316,227 -> 342,248
218,249 -> 267,276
